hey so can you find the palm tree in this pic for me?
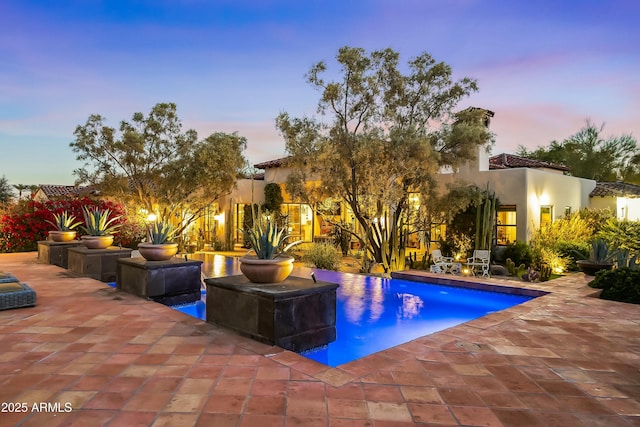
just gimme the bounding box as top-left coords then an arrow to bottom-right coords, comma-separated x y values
13,184 -> 30,200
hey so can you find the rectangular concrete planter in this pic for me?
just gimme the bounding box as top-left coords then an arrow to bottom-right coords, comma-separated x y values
67,246 -> 133,282
205,275 -> 338,352
37,240 -> 85,269
116,257 -> 203,306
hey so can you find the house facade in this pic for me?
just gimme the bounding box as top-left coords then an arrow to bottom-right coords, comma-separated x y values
228,148 -> 639,251
444,151 -> 597,245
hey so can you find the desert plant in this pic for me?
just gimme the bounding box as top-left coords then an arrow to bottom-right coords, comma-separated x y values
539,264 -> 552,282
505,258 -> 526,278
613,248 -> 640,270
584,238 -> 613,264
598,218 -> 640,257
244,215 -> 301,259
408,252 -> 428,270
475,187 -> 497,251
47,211 -> 83,231
147,219 -> 176,244
330,221 -> 352,256
305,243 -> 341,270
521,267 -> 540,282
81,206 -> 121,236
502,240 -> 533,266
370,213 -> 407,273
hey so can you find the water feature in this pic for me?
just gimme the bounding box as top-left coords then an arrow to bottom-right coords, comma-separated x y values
172,254 -> 535,367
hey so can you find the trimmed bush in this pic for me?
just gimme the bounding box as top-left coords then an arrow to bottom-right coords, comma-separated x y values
305,243 -> 341,271
590,268 -> 640,304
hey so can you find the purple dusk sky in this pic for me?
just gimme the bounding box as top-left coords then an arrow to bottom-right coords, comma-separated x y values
1,0 -> 639,186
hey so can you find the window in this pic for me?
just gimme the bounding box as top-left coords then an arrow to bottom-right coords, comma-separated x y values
540,206 -> 553,228
281,203 -> 314,242
496,206 -> 517,245
430,224 -> 447,243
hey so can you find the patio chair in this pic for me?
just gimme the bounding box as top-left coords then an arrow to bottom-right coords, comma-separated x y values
466,250 -> 491,278
431,250 -> 461,275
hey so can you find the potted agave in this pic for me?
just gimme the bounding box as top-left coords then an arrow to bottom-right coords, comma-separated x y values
240,216 -> 301,283
80,206 -> 121,249
576,238 -> 615,276
47,211 -> 83,242
138,218 -> 179,261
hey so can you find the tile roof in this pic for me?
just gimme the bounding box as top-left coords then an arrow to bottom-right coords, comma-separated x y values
38,185 -> 90,197
253,156 -> 291,169
590,181 -> 640,198
489,153 -> 570,172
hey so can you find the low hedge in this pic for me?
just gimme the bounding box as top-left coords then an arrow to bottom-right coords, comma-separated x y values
589,268 -> 640,304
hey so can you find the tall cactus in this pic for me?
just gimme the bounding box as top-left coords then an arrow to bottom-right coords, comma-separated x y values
475,185 -> 498,250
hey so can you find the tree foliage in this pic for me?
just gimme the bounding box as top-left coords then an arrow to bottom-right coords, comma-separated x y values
517,120 -> 640,183
70,103 -> 247,235
276,46 -> 493,266
0,176 -> 14,204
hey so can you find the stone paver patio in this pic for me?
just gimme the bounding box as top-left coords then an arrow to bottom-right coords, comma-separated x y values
1,251 -> 639,426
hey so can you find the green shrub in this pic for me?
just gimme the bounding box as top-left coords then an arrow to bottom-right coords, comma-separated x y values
305,243 -> 341,270
532,247 -> 569,274
502,240 -> 533,266
598,218 -> 640,257
590,268 -> 640,304
554,241 -> 590,270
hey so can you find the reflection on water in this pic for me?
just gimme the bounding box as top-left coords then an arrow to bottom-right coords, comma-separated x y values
177,254 -> 534,367
335,273 -> 386,324
188,253 -> 240,278
396,293 -> 424,320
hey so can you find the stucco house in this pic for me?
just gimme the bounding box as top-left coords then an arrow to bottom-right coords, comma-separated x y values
231,147 -> 639,251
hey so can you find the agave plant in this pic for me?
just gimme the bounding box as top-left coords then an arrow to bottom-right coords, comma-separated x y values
147,219 -> 176,244
81,206 -> 121,236
244,216 -> 300,259
47,211 -> 83,231
588,238 -> 613,264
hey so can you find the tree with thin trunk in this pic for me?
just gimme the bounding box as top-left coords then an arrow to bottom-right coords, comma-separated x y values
12,184 -> 29,200
518,120 -> 640,184
276,46 -> 493,271
70,102 -> 248,236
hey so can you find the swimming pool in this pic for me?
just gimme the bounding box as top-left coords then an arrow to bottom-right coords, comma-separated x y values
172,254 -> 535,367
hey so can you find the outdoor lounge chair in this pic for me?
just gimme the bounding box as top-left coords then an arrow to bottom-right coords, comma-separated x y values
466,250 -> 491,278
430,250 -> 462,274
0,273 -> 36,310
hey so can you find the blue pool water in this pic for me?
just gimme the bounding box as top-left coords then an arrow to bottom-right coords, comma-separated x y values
302,270 -> 532,366
169,255 -> 534,367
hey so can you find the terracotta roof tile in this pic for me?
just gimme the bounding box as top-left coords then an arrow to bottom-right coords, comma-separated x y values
590,181 -> 640,198
37,185 -> 97,198
253,156 -> 291,169
489,153 -> 570,172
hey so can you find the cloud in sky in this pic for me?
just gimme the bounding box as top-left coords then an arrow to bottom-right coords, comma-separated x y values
1,0 -> 639,185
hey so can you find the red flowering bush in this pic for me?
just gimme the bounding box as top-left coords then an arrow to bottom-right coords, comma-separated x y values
0,197 -> 145,253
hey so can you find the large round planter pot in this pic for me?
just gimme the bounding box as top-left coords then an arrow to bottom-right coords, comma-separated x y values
81,235 -> 114,249
576,260 -> 614,276
138,243 -> 179,261
239,255 -> 294,284
49,230 -> 77,242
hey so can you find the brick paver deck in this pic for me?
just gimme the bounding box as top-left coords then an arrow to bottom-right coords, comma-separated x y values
1,252 -> 639,426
